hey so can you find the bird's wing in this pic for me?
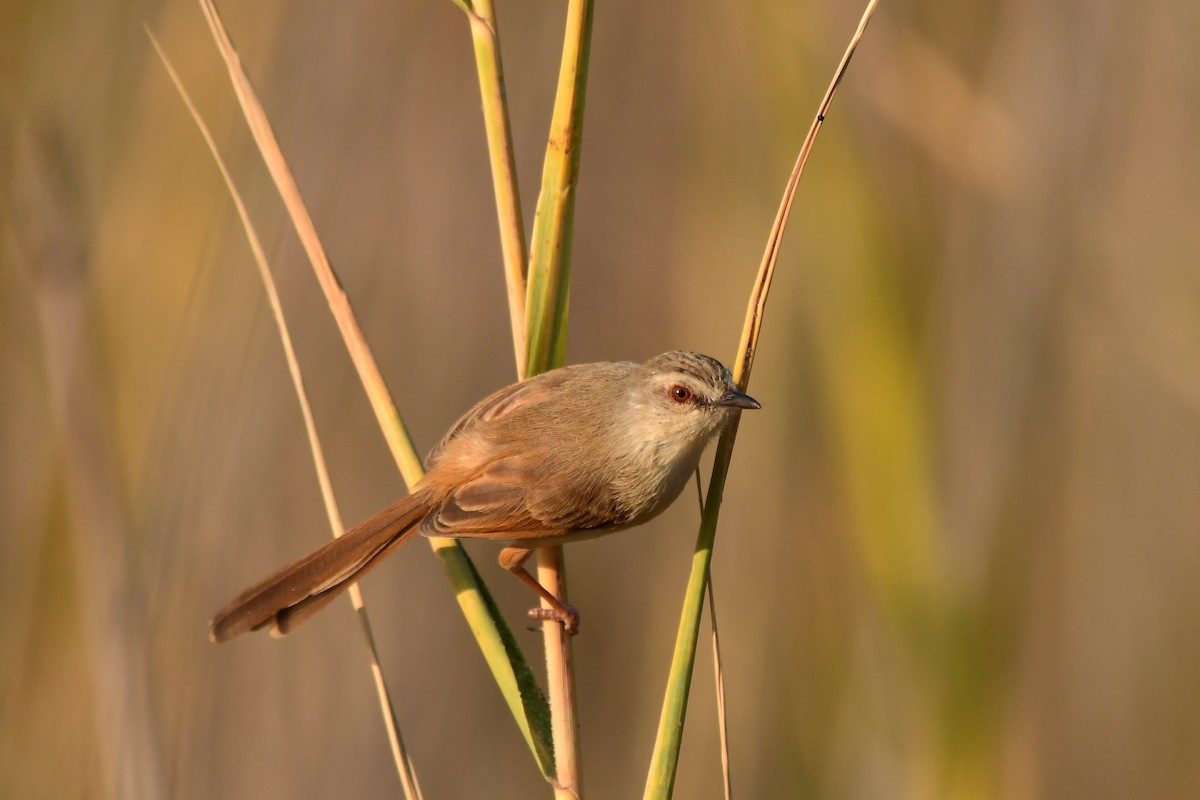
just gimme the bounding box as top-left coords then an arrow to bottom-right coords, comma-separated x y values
421,364 -> 633,541
420,452 -> 625,541
426,367 -> 576,469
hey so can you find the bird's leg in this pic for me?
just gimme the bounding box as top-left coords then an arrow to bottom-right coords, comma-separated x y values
498,546 -> 580,635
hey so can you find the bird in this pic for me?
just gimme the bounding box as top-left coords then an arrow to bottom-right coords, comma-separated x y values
210,350 -> 760,641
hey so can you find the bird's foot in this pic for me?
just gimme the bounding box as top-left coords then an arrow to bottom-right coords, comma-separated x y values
528,603 -> 580,635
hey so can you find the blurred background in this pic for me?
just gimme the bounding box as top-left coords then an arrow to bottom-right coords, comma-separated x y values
2,0 -> 1198,797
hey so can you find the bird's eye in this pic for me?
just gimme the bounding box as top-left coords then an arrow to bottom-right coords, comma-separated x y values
668,384 -> 693,404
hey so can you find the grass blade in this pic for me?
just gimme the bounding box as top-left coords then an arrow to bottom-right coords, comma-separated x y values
707,574 -> 732,800
193,0 -> 554,778
692,470 -> 733,800
147,30 -> 425,798
455,0 -> 530,375
524,0 -> 593,374
521,0 -> 595,795
643,1 -> 882,796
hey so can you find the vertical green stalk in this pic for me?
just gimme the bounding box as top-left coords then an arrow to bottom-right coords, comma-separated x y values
642,2 -> 881,795
522,1 -> 594,796
524,0 -> 593,374
456,0 -> 530,375
642,427 -> 744,799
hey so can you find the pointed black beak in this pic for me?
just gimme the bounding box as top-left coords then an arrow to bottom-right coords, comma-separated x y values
717,388 -> 761,410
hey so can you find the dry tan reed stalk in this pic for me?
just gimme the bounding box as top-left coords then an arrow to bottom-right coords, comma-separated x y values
147,30 -> 424,800
186,0 -> 556,782
519,0 -> 596,794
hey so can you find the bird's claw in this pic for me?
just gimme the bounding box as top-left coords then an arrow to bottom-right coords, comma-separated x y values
528,604 -> 580,635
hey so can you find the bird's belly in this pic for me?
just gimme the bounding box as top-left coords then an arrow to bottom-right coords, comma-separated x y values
621,435 -> 710,525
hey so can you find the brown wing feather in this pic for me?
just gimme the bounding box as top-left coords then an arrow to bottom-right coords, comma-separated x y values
422,457 -> 629,541
419,362 -> 637,543
426,369 -> 577,469
423,454 -> 551,537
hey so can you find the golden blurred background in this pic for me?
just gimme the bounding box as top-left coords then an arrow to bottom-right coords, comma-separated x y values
2,0 -> 1198,798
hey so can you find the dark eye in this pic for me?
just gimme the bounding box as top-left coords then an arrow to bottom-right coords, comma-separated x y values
668,384 -> 693,404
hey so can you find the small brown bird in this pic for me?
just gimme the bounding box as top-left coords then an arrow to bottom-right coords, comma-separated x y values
210,351 -> 759,641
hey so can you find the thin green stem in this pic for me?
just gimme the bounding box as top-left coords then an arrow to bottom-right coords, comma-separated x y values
458,0 -> 530,375
643,1 -> 882,796
524,0 -> 594,374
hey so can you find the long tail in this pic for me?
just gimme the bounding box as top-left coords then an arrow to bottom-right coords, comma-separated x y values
210,490 -> 433,642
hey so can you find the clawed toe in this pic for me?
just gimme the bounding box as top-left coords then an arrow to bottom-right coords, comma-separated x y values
528,604 -> 580,635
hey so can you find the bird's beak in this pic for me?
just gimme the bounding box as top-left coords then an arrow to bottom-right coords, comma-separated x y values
717,388 -> 761,410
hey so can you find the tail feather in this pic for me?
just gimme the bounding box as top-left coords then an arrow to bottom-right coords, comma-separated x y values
210,491 -> 431,642
265,519 -> 422,636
